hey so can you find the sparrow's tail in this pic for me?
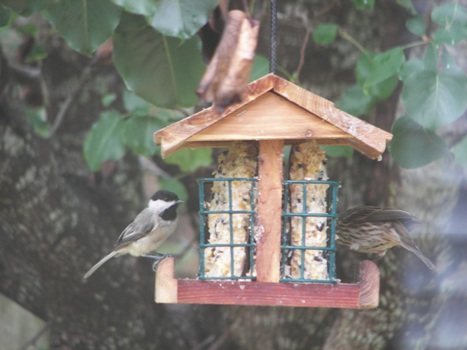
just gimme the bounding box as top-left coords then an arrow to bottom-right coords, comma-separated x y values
83,251 -> 118,279
400,235 -> 438,271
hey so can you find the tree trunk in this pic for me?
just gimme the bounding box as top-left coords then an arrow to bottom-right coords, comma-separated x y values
0,38 -> 193,348
1,1 -> 466,349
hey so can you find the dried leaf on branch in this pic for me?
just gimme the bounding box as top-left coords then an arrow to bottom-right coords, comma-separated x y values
197,10 -> 260,111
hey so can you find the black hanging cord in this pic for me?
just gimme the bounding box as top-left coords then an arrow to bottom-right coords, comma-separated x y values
269,0 -> 277,74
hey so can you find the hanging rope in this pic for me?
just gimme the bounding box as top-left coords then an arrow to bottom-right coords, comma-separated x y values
269,0 -> 277,74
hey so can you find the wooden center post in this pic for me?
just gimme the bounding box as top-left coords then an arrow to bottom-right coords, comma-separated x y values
255,139 -> 284,282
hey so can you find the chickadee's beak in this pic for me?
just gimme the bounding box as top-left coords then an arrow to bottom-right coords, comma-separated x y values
176,200 -> 183,204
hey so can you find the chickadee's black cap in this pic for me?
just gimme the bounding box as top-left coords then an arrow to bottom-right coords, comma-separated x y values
151,190 -> 180,202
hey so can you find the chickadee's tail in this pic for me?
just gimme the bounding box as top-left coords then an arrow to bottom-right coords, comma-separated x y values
83,251 -> 118,279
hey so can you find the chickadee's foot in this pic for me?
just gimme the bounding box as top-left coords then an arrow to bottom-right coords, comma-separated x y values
142,253 -> 165,260
150,254 -> 174,271
152,259 -> 161,271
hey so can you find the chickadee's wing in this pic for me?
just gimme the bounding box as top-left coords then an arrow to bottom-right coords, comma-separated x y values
114,208 -> 157,249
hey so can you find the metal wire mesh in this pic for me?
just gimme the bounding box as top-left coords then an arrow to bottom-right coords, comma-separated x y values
197,177 -> 339,283
198,178 -> 257,280
280,180 -> 339,283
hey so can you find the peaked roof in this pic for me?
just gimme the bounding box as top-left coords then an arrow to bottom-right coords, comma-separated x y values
155,73 -> 392,159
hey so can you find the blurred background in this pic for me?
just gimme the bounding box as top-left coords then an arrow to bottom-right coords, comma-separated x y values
1,0 -> 466,349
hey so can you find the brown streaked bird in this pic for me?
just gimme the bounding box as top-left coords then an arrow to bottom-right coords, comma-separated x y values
336,206 -> 437,270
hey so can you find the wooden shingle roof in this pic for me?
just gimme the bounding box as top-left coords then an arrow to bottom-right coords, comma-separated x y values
155,74 -> 392,159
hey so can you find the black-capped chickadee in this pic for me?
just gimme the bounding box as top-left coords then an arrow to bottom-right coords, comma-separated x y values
83,190 -> 182,279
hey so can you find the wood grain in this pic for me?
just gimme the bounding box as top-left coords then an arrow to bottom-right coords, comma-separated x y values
271,75 -> 393,159
357,260 -> 380,308
255,140 -> 283,282
188,92 -> 352,142
176,279 -> 361,308
154,75 -> 274,158
155,73 -> 392,159
154,257 -> 178,303
155,259 -> 380,309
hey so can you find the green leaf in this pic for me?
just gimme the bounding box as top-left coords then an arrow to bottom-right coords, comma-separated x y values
336,84 -> 373,116
24,43 -> 47,62
406,16 -> 425,36
16,22 -> 37,36
123,90 -> 150,117
432,3 -> 467,25
25,107 -> 49,138
440,46 -> 456,71
0,4 -> 12,27
453,136 -> 467,168
396,0 -> 416,14
389,116 -> 448,168
250,54 -> 270,81
165,148 -> 212,173
402,69 -> 467,130
432,3 -> 467,45
148,0 -> 218,39
355,53 -> 399,101
0,0 -> 24,13
113,13 -> 205,108
399,58 -> 423,81
321,146 -> 354,158
352,0 -> 375,11
123,117 -> 165,157
110,0 -> 158,15
84,110 -> 126,171
312,23 -> 338,45
112,0 -> 218,39
43,0 -> 122,56
368,75 -> 399,101
423,44 -> 438,72
123,89 -> 184,122
363,48 -> 405,90
102,93 -> 117,107
355,53 -> 374,85
0,0 -> 49,14
157,177 -> 188,202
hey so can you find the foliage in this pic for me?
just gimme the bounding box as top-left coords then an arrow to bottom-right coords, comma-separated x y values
84,91 -> 174,162
312,2 -> 467,169
389,116 -> 449,169
112,0 -> 218,39
0,0 -> 466,176
312,23 -> 338,45
0,0 -> 274,191
113,12 -> 205,108
83,110 -> 127,171
43,0 -> 122,56
453,135 -> 467,167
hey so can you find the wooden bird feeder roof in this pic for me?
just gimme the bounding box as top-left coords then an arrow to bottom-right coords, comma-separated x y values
155,73 -> 392,159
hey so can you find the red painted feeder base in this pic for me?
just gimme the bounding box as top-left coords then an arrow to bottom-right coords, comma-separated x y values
155,257 -> 379,309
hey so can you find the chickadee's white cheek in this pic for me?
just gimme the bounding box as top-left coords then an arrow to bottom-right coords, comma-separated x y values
148,199 -> 175,212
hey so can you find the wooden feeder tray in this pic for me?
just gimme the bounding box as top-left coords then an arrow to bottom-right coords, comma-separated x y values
155,257 -> 380,308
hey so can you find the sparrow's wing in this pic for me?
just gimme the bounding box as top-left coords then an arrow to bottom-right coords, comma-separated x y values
339,206 -> 381,223
340,206 -> 421,231
114,208 -> 157,248
365,208 -> 421,230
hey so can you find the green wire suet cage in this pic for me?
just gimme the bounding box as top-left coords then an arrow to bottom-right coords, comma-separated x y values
197,178 -> 340,284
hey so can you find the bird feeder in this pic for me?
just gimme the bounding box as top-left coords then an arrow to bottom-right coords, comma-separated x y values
154,74 -> 391,308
